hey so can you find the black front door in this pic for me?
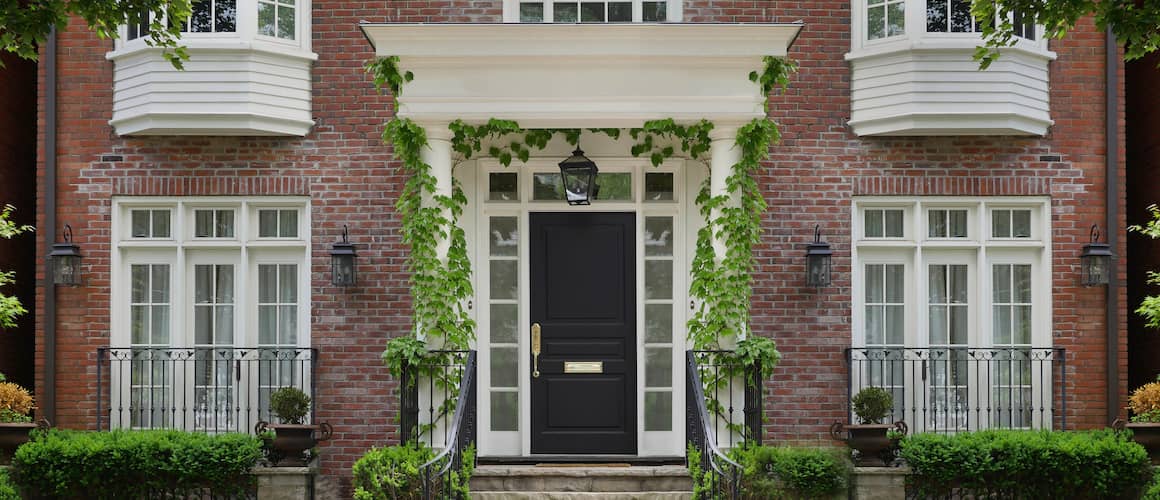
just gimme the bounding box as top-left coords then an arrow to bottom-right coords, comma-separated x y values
530,212 -> 636,454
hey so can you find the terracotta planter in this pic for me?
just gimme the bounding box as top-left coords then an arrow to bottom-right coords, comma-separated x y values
1116,420 -> 1160,464
831,421 -> 907,466
0,422 -> 39,464
256,421 -> 333,466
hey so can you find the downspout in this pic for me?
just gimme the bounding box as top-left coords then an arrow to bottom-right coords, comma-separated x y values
1106,25 -> 1119,426
43,25 -> 57,424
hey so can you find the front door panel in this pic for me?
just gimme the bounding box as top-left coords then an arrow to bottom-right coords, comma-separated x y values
530,212 -> 636,454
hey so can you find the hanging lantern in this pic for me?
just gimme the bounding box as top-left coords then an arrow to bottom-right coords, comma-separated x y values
1080,224 -> 1112,286
331,225 -> 357,287
806,225 -> 833,288
49,224 -> 83,286
557,147 -> 599,206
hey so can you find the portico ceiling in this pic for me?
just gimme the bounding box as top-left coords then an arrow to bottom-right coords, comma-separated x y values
359,23 -> 802,129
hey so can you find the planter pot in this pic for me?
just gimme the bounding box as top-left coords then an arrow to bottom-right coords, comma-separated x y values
0,421 -> 43,465
831,421 -> 907,467
1115,419 -> 1160,464
256,421 -> 333,466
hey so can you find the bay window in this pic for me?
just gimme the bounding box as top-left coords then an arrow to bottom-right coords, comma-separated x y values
506,0 -> 681,22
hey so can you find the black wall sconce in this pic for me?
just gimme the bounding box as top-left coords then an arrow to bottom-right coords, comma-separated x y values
331,225 -> 357,287
806,224 -> 833,287
558,146 -> 599,206
49,224 -> 83,286
1080,224 -> 1112,286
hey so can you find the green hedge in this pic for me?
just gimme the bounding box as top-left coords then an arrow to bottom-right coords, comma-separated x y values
688,444 -> 849,499
353,443 -> 474,500
10,429 -> 262,499
0,468 -> 17,500
900,429 -> 1151,499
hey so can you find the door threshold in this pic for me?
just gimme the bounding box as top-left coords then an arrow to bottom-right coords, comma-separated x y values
478,455 -> 685,466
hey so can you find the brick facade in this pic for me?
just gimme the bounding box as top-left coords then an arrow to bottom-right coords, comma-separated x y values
36,0 -> 1125,490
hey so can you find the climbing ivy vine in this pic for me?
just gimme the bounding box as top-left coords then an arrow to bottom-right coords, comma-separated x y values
370,54 -> 796,440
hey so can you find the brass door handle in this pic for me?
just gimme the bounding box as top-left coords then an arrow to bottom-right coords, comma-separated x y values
531,323 -> 541,378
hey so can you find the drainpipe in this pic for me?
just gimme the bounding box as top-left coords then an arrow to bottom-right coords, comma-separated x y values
1105,25 -> 1120,426
43,25 -> 57,424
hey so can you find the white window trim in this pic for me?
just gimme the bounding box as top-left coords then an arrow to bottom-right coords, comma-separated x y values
850,0 -> 1050,55
503,0 -> 683,23
113,0 -> 312,54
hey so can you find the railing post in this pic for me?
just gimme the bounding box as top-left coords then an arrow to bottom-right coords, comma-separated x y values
400,359 -> 414,445
743,360 -> 761,445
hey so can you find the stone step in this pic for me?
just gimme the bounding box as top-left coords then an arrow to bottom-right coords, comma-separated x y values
471,492 -> 693,500
470,465 -> 692,493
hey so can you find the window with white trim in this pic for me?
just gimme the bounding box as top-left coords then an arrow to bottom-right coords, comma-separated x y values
126,0 -> 302,41
509,0 -> 680,22
859,0 -> 1038,43
851,197 -> 1053,433
111,198 -> 311,432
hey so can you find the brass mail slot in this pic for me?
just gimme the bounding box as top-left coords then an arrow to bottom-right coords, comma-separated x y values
563,361 -> 603,374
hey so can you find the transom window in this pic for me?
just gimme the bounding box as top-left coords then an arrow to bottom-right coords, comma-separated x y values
512,0 -> 678,22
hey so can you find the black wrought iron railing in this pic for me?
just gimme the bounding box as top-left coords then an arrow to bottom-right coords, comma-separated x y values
686,350 -> 763,500
97,347 -> 317,433
400,350 -> 477,500
845,347 -> 1066,433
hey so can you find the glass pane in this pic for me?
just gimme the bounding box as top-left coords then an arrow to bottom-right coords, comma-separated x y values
491,304 -> 519,343
929,305 -> 947,344
929,210 -> 946,238
595,173 -> 632,201
554,3 -> 578,22
886,2 -> 905,36
152,305 -> 169,344
490,260 -> 518,300
217,266 -> 235,303
644,217 -> 673,256
642,1 -> 666,22
646,347 -> 671,387
1013,265 -> 1031,303
929,266 -> 947,303
195,211 -> 214,237
949,306 -> 967,344
948,210 -> 967,237
152,265 -> 169,302
215,306 -> 234,344
492,348 -> 518,388
533,173 -> 565,200
280,264 -> 297,302
259,305 -> 277,344
259,210 -> 278,237
195,265 -> 213,303
949,265 -> 968,303
132,211 -> 150,237
258,2 -> 275,36
866,306 -> 884,345
579,2 -> 605,22
520,2 -> 544,22
152,210 -> 171,238
867,5 -> 886,39
259,265 -> 277,302
277,6 -> 294,39
993,305 -> 1011,344
885,305 -> 904,344
885,210 -> 904,237
950,0 -> 972,32
866,264 -> 884,303
1014,305 -> 1032,344
645,261 -> 673,300
132,265 -> 148,303
1012,210 -> 1031,237
608,1 -> 631,21
865,210 -> 883,237
132,306 -> 148,344
190,0 -> 212,31
489,172 -> 518,201
887,265 -> 906,301
280,210 -> 298,237
992,210 -> 1011,237
491,392 -> 518,431
644,173 -> 674,201
216,210 -> 234,237
195,306 -> 212,344
645,304 -> 672,343
927,0 -> 947,31
279,305 -> 297,344
992,265 -> 1011,303
490,217 -> 519,257
645,392 -> 671,430
216,0 -> 236,32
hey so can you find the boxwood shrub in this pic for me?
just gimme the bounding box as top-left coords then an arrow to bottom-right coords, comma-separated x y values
687,444 -> 848,499
900,429 -> 1151,499
0,468 -> 17,500
353,443 -> 474,500
10,429 -> 262,498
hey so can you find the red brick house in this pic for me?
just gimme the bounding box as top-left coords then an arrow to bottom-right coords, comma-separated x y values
13,0 -> 1140,491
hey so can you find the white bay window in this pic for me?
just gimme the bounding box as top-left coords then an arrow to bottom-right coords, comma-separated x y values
108,198 -> 311,432
851,197 -> 1056,432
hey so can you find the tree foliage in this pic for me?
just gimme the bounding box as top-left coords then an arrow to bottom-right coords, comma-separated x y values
0,205 -> 32,329
973,0 -> 1160,67
1,0 -> 191,68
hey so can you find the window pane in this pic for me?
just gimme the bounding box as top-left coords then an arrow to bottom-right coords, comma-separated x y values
642,1 -> 666,21
132,265 -> 148,303
1012,210 -> 1031,237
579,2 -> 604,22
279,264 -> 296,302
644,173 -> 674,201
489,172 -> 518,201
152,265 -> 170,302
948,210 -> 967,237
595,172 -> 632,201
1013,265 -> 1031,303
554,3 -> 578,22
929,266 -> 947,303
949,306 -> 967,344
259,305 -> 277,344
885,210 -> 904,237
152,210 -> 171,238
885,305 -> 904,344
151,306 -> 169,344
215,307 -> 234,344
217,266 -> 235,303
865,210 -> 883,237
490,304 -> 518,343
866,306 -> 884,344
195,307 -> 212,344
190,0 -> 212,32
992,209 -> 1011,237
949,265 -> 968,303
491,347 -> 518,387
867,5 -> 886,39
490,260 -> 518,300
279,210 -> 298,237
645,392 -> 672,430
645,261 -> 673,300
216,0 -> 236,32
533,173 -> 565,200
195,265 -> 213,303
929,210 -> 946,237
929,305 -> 947,344
866,264 -> 884,303
520,2 -> 544,22
993,264 -> 1011,303
195,211 -> 214,237
926,0 -> 947,32
950,0 -> 973,31
259,265 -> 277,302
490,217 -> 519,257
887,2 -> 905,36
277,6 -> 295,39
1014,305 -> 1032,344
132,306 -> 148,344
646,347 -> 671,387
132,211 -> 150,237
645,217 -> 673,256
259,210 -> 278,237
608,2 -> 631,21
491,392 -> 518,431
217,210 -> 234,237
645,304 -> 672,343
993,305 -> 1011,344
258,2 -> 275,36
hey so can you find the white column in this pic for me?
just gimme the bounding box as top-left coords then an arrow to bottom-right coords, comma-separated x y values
708,124 -> 741,260
421,123 -> 454,261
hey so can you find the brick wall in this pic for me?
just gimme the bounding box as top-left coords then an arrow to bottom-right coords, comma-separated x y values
37,0 -> 1124,490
